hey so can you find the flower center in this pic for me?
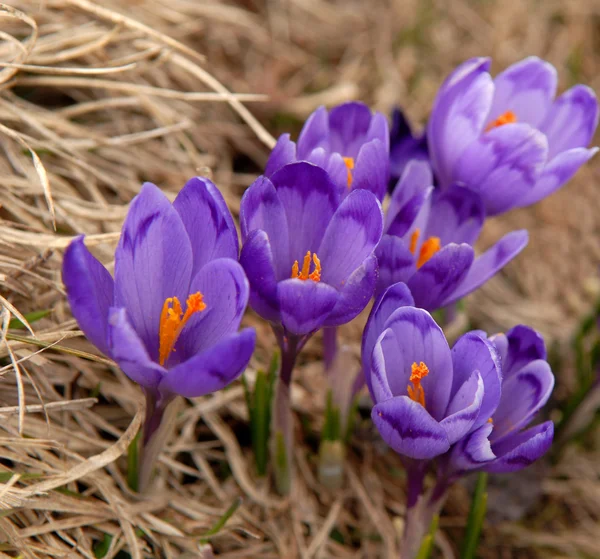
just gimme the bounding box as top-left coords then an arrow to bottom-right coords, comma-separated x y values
158,292 -> 206,366
485,110 -> 517,132
407,361 -> 429,407
409,228 -> 441,269
343,156 -> 355,188
291,251 -> 321,282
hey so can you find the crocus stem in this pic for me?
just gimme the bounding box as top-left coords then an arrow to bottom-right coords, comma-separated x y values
271,331 -> 301,495
323,327 -> 337,372
400,466 -> 449,559
137,391 -> 178,493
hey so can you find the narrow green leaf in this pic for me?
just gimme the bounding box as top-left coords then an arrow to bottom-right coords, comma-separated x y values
461,472 -> 488,559
127,431 -> 140,492
93,534 -> 112,558
415,514 -> 438,559
198,497 -> 242,543
8,309 -> 51,330
322,390 -> 341,441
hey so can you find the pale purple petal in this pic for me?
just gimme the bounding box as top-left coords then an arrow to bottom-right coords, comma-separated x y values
487,421 -> 554,473
428,57 -> 494,186
372,396 -> 450,460
63,236 -> 114,356
386,187 -> 432,239
328,102 -> 374,156
443,230 -> 528,306
239,230 -> 280,323
374,235 -> 416,296
498,325 -> 547,376
173,177 -> 238,275
350,139 -> 389,201
368,330 -> 394,402
318,189 -> 383,288
265,134 -> 297,176
107,307 -> 164,389
540,85 -> 599,158
448,422 -> 495,473
489,56 -> 557,128
239,175 -> 290,279
114,183 -> 193,360
278,278 -> 338,335
159,328 -> 255,398
297,106 -> 329,157
306,148 -> 348,194
453,123 -> 549,215
407,244 -> 474,311
440,370 -> 484,445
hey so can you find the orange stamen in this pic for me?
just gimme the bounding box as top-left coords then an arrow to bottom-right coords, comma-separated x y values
343,157 -> 355,188
487,417 -> 494,424
407,361 -> 429,407
416,237 -> 441,268
158,292 -> 206,366
485,110 -> 517,132
291,251 -> 321,282
409,228 -> 421,255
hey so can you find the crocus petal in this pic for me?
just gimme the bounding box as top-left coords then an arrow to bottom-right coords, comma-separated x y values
351,139 -> 389,201
372,396 -> 450,460
63,236 -> 114,356
366,111 -> 390,149
487,421 -> 554,473
159,328 -> 255,399
498,325 -> 547,375
540,85 -> 599,159
265,134 -> 297,176
306,148 -> 348,194
428,57 -> 494,186
448,422 -> 495,473
407,243 -> 474,311
440,370 -> 484,445
173,177 -> 239,275
383,307 -> 453,420
318,189 -> 383,288
451,332 -> 502,430
328,102 -> 374,156
453,123 -> 549,215
239,176 -> 290,279
516,147 -> 599,207
491,360 -> 555,441
270,162 -> 339,270
175,258 -> 249,362
297,106 -> 330,157
107,307 -> 164,389
385,160 -> 433,231
489,56 -> 557,128
386,187 -> 432,239
114,183 -> 193,360
362,282 -> 415,387
443,230 -> 528,306
278,278 -> 338,335
368,329 -> 394,402
374,235 -> 416,297
425,186 -> 484,246
323,254 -> 378,326
240,230 -> 281,323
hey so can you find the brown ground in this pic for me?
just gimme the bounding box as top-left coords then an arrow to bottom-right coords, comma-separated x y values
1,0 -> 600,557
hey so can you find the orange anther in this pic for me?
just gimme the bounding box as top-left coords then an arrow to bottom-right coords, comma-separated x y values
291,251 -> 321,282
343,157 -> 355,188
409,228 -> 421,255
158,292 -> 206,366
485,110 -> 517,132
407,361 -> 429,407
416,237 -> 441,269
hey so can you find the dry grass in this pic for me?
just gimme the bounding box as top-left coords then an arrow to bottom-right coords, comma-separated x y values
1,0 -> 600,557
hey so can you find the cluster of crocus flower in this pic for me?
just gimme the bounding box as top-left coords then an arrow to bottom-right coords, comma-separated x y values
61,54 -> 597,556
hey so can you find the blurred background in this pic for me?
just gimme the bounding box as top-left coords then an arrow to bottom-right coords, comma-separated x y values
1,0 -> 599,557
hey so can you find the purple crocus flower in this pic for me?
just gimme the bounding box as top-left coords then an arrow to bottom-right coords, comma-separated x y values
428,56 -> 599,215
265,102 -> 390,202
389,107 -> 429,191
376,159 -> 528,310
446,325 -> 555,475
240,160 -> 383,493
63,178 -> 255,489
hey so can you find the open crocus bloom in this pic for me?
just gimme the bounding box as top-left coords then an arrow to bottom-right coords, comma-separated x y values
447,325 -> 555,474
363,283 -> 502,460
63,179 -> 255,406
428,56 -> 599,215
240,161 -> 383,337
375,160 -> 528,310
265,102 -> 390,202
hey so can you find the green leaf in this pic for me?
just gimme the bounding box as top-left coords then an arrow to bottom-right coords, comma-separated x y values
461,472 -> 488,559
127,431 -> 140,492
8,309 -> 51,330
198,497 -> 242,543
94,534 -> 112,558
322,390 -> 341,442
415,514 -> 438,559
